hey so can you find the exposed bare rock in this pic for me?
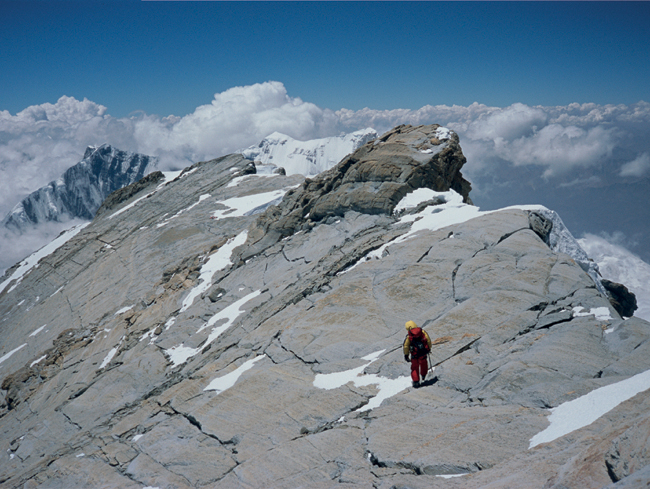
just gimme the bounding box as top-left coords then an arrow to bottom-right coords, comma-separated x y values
602,278 -> 638,318
241,124 -> 472,260
1,127 -> 648,488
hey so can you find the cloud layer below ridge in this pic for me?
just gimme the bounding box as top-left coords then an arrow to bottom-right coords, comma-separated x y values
1,81 -> 649,272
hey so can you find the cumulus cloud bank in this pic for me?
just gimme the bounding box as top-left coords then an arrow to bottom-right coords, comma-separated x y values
1,81 -> 649,273
336,100 -> 650,181
0,82 -> 341,221
2,81 -> 649,219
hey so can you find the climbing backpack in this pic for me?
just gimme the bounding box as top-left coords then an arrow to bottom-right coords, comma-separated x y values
408,327 -> 429,357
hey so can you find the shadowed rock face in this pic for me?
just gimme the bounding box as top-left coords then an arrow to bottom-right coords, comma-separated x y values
601,279 -> 638,318
0,128 -> 649,488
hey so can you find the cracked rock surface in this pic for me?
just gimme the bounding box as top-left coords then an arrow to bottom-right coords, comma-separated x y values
1,125 -> 649,488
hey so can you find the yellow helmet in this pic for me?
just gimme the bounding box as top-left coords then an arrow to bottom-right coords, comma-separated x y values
405,320 -> 417,330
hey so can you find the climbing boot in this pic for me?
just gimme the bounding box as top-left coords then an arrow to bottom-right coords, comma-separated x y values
412,380 -> 420,388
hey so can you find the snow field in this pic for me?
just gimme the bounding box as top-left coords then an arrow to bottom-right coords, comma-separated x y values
241,128 -> 377,177
529,368 -> 650,448
313,350 -> 414,412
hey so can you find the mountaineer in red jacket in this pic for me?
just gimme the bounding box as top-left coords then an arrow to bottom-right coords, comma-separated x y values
403,320 -> 432,388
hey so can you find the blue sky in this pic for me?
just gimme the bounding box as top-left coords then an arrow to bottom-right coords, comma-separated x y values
2,1 -> 649,118
1,1 -> 650,272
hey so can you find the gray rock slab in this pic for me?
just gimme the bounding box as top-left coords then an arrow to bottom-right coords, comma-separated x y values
2,129 -> 650,488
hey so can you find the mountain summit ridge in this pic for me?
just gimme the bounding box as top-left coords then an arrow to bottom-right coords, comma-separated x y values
0,125 -> 649,488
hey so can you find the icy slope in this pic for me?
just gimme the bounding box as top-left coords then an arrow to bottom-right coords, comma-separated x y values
241,127 -> 377,176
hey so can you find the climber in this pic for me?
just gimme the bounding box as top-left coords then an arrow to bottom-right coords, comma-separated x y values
403,320 -> 432,388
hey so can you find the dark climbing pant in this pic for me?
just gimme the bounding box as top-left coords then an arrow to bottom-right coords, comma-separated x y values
410,355 -> 428,382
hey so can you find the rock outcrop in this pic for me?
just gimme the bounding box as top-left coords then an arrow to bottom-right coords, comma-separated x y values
242,124 -> 472,260
601,278 -> 638,318
0,125 -> 649,488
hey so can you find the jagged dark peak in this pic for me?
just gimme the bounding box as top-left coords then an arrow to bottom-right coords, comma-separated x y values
2,145 -> 157,232
242,123 -> 471,259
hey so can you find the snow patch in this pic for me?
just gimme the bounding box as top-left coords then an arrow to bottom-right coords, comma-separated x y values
343,189 -> 601,294
0,343 -> 27,366
179,231 -> 248,313
49,286 -> 64,298
164,317 -> 175,331
313,349 -> 413,411
0,223 -> 89,295
133,434 -> 143,442
156,193 -> 210,228
30,355 -> 47,368
529,368 -> 650,448
204,355 -> 266,394
572,306 -> 612,321
99,347 -> 118,369
226,173 -> 278,188
211,186 -> 296,220
108,169 -> 186,220
165,345 -> 197,368
435,126 -> 452,141
114,305 -> 133,316
394,188 -> 439,213
167,290 -> 262,368
29,324 -> 46,337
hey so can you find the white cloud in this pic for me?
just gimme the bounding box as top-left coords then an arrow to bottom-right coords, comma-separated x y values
132,81 -> 338,166
335,100 -> 650,180
0,82 -> 339,226
1,83 -> 650,274
464,103 -> 548,141
619,153 -> 650,177
504,124 -> 617,177
578,233 -> 650,322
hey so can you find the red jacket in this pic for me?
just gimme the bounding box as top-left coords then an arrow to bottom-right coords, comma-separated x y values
403,327 -> 432,357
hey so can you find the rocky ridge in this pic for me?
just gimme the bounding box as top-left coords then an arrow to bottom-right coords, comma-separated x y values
0,124 -> 648,488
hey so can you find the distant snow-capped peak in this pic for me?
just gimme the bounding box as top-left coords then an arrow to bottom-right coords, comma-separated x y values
241,128 -> 378,176
2,144 -> 157,233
